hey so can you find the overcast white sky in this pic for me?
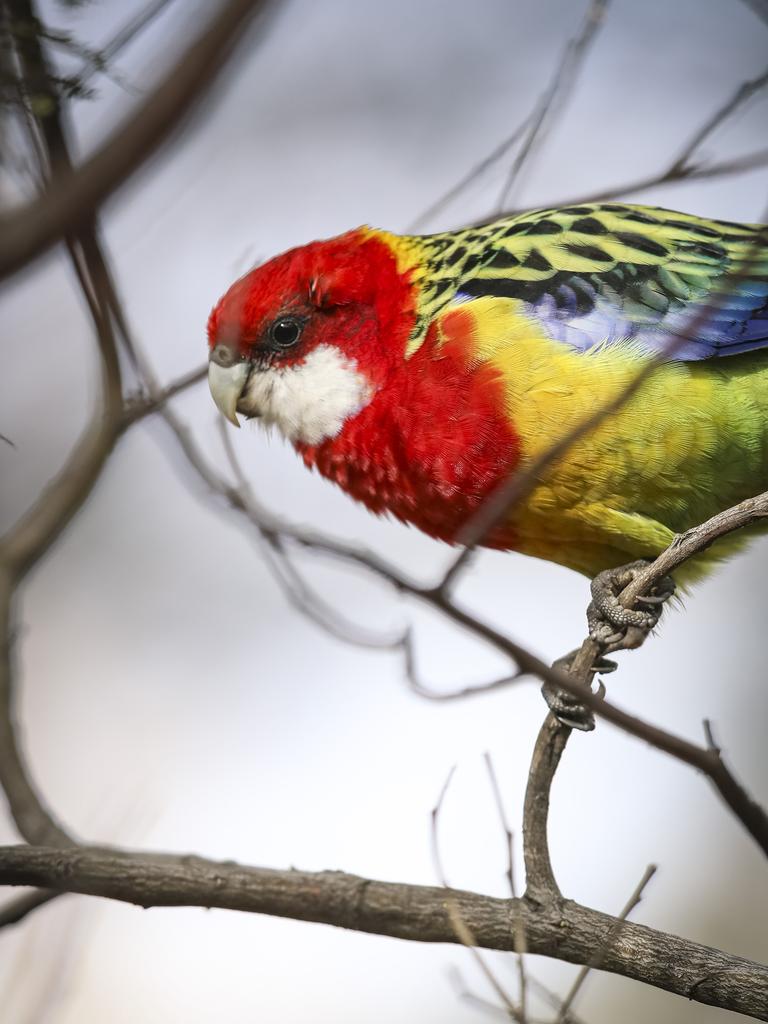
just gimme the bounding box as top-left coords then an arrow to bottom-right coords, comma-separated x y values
1,1 -> 767,1021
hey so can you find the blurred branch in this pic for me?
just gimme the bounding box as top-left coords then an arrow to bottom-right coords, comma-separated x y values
403,631 -> 521,701
484,753 -> 528,1020
496,0 -> 610,211
0,0 -> 276,898
668,64 -> 768,174
0,0 -> 276,281
430,768 -> 524,1022
217,419 -> 403,649
740,0 -> 768,27
0,574 -> 74,845
120,365 -> 207,429
538,148 -> 768,213
76,0 -> 178,87
0,0 -> 125,849
480,63 -> 768,224
0,259 -> 122,581
0,844 -> 766,1017
0,887 -> 60,928
411,0 -> 611,232
422,16 -> 767,231
408,114 -> 531,232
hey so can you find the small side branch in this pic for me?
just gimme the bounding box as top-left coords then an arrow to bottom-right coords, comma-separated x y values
0,888 -> 61,929
556,864 -> 657,1022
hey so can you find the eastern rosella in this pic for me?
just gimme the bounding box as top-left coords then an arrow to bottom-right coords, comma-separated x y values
207,203 -> 768,638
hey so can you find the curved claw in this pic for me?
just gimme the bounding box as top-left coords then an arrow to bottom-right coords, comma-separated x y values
588,559 -> 675,654
541,680 -> 596,732
543,651 -> 612,732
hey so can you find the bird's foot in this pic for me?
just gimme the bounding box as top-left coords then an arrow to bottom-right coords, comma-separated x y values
542,650 -> 617,732
587,559 -> 675,654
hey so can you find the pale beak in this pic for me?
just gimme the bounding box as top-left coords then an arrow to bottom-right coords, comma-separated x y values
208,352 -> 251,428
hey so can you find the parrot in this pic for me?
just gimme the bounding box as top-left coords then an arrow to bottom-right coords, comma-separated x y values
207,202 -> 768,659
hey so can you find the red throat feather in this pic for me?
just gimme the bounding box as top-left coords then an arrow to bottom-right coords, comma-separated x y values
298,266 -> 522,548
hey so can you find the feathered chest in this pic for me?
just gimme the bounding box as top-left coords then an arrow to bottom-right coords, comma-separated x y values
295,344 -> 521,543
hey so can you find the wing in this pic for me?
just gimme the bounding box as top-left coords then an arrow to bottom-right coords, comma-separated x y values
428,204 -> 768,362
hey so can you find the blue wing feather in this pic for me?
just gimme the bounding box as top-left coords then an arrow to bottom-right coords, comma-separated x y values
447,204 -> 768,363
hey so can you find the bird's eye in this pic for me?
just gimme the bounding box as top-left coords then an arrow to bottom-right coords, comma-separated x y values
269,316 -> 303,349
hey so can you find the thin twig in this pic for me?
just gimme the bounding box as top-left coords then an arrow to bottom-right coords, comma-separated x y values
119,365 -> 207,430
217,418 -> 403,650
77,0 -> 178,86
403,631 -> 520,700
408,114 -> 532,232
496,0 -> 610,210
509,148 -> 768,220
484,753 -> 527,1019
431,768 -> 525,1022
556,864 -> 657,1022
669,65 -> 768,174
416,13 -> 766,234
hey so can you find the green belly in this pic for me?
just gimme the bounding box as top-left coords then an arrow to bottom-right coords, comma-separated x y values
505,349 -> 768,579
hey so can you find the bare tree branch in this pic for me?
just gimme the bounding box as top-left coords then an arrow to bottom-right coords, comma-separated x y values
0,0 -> 275,904
742,0 -> 768,25
216,418 -> 402,649
620,489 -> 768,607
120,365 -> 207,429
0,844 -> 765,1018
412,30 -> 767,236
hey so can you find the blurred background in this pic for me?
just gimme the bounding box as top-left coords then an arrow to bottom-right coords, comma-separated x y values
1,0 -> 767,1020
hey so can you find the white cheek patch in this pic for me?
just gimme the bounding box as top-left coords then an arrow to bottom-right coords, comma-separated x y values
239,344 -> 372,446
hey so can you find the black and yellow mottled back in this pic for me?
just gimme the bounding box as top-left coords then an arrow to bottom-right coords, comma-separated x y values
405,204 -> 768,360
